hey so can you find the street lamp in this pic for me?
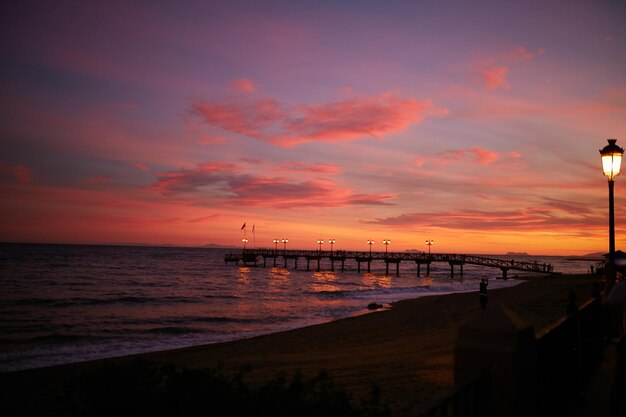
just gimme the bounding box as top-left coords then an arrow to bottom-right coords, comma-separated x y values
317,239 -> 324,252
273,239 -> 280,252
426,239 -> 434,256
329,239 -> 336,255
282,238 -> 288,253
242,238 -> 248,250
383,239 -> 390,254
367,240 -> 374,256
600,138 -> 624,287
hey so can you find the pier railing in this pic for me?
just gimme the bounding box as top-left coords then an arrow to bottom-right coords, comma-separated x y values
224,249 -> 559,277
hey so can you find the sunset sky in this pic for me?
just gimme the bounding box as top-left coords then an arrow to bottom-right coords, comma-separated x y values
2,0 -> 626,255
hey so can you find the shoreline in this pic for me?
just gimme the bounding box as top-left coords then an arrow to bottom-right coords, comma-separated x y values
1,273 -> 599,416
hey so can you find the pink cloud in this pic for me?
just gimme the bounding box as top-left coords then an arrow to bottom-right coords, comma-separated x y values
478,65 -> 510,90
193,92 -> 447,147
277,162 -> 342,175
86,176 -> 114,184
0,162 -> 33,183
133,162 -> 149,171
229,78 -> 257,93
418,147 -> 515,167
151,163 -> 394,208
363,204 -> 604,233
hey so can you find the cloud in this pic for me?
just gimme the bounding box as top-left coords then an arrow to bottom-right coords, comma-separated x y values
152,162 -> 394,208
473,45 -> 544,91
0,162 -> 33,183
85,176 -> 114,184
276,162 -> 342,175
229,78 -> 258,93
477,65 -> 510,90
363,206 -> 604,232
193,92 -> 447,147
416,147 -> 521,167
133,162 -> 149,171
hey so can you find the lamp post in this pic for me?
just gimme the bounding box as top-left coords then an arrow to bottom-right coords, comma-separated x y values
383,239 -> 390,255
600,139 -> 624,287
242,238 -> 248,251
426,239 -> 434,257
367,240 -> 374,256
317,239 -> 324,253
328,239 -> 336,255
282,238 -> 288,254
273,239 -> 279,252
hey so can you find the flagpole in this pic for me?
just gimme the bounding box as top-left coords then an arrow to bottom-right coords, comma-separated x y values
253,224 -> 256,248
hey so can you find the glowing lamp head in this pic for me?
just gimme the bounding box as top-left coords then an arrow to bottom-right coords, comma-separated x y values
600,139 -> 624,181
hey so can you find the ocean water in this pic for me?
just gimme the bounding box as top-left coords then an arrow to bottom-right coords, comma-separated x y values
0,243 -> 595,372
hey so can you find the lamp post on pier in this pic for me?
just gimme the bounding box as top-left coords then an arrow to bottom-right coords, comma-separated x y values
383,239 -> 390,255
600,139 -> 623,288
273,239 -> 279,252
282,239 -> 288,254
367,240 -> 374,256
426,239 -> 434,257
317,239 -> 324,253
242,238 -> 248,251
329,239 -> 336,255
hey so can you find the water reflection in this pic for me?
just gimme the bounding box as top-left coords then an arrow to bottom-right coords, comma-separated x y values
361,272 -> 392,288
310,271 -> 340,293
237,266 -> 250,284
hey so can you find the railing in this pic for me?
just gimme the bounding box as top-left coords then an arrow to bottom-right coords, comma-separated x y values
225,249 -> 559,274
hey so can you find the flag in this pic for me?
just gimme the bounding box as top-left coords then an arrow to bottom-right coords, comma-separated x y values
241,222 -> 246,230
252,224 -> 255,233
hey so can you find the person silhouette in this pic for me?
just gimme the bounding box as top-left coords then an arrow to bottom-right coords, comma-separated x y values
479,278 -> 488,309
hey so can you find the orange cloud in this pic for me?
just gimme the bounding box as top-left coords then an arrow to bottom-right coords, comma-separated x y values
193,92 -> 447,147
133,162 -> 149,171
0,162 -> 32,183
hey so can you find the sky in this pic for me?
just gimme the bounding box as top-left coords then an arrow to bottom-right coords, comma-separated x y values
1,0 -> 626,255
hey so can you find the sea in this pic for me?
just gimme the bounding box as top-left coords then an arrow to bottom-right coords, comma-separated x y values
0,243 -> 597,372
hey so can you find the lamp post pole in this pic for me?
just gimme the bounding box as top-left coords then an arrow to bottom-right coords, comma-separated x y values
282,239 -> 288,254
367,240 -> 374,256
317,239 -> 324,253
600,139 -> 624,288
329,239 -> 336,256
273,239 -> 279,252
383,239 -> 390,255
426,239 -> 434,257
242,238 -> 248,251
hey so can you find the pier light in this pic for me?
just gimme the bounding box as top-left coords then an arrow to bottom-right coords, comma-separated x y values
282,238 -> 288,252
273,239 -> 280,251
329,239 -> 336,255
242,238 -> 249,250
317,239 -> 324,252
600,138 -> 624,286
426,239 -> 434,256
367,240 -> 374,255
383,239 -> 391,254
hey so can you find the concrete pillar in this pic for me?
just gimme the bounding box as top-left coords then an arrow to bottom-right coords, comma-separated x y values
455,305 -> 537,417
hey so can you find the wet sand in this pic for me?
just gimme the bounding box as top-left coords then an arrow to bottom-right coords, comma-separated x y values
1,274 -> 598,416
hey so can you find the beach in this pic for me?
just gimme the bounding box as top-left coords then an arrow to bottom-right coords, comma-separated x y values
1,273 -> 599,416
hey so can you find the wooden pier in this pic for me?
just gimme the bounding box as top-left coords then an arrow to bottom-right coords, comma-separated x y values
224,249 -> 560,279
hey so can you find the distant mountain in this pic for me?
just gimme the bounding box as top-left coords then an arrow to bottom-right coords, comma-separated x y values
583,252 -> 605,257
203,243 -> 237,249
506,252 -> 529,256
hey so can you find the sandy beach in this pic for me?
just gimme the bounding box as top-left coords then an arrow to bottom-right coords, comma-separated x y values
1,274 -> 599,416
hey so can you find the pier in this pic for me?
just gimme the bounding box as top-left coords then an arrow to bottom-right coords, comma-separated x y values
224,249 -> 560,279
